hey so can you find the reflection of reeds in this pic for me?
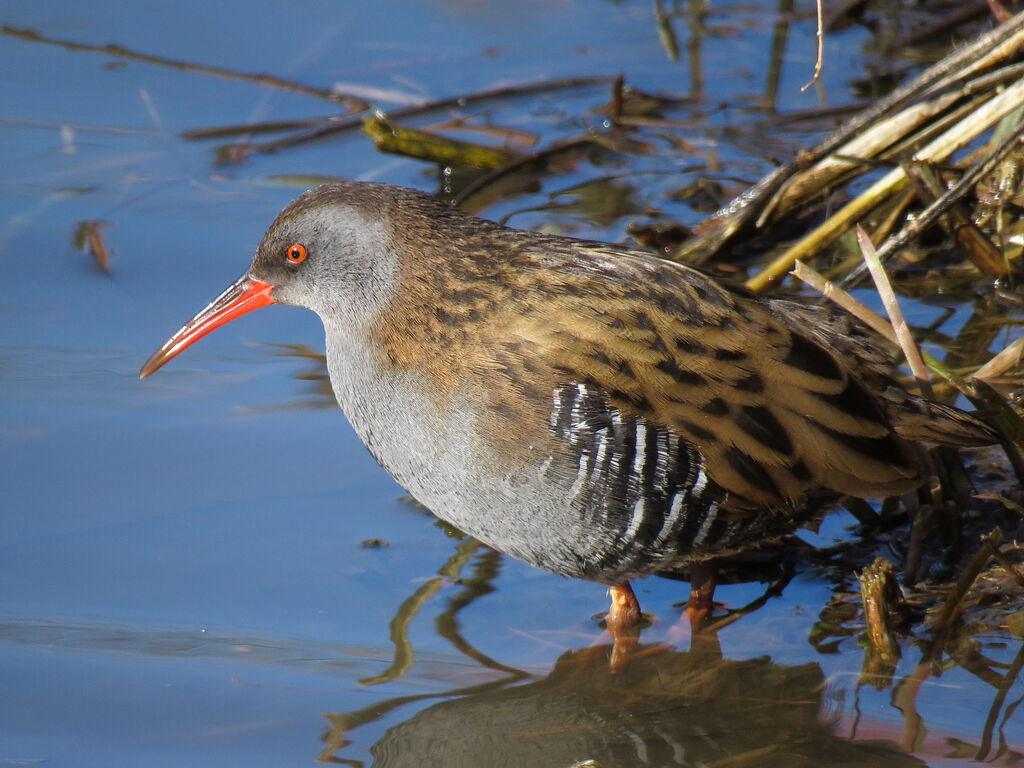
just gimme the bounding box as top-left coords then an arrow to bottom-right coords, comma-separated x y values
239,343 -> 336,412
898,529 -> 1024,762
358,537 -> 483,686
814,525 -> 1024,762
320,535 -> 532,762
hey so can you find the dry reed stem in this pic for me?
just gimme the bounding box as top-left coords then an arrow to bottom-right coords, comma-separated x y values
983,534 -> 1024,587
972,336 -> 1024,380
901,160 -> 1009,277
694,11 -> 1024,270
746,75 -> 1024,292
856,227 -> 934,397
842,126 -> 1024,289
791,261 -> 897,342
800,0 -> 825,92
770,93 -> 959,215
859,557 -> 902,660
791,260 -> 960,381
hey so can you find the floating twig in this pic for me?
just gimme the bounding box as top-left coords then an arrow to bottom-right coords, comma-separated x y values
362,112 -> 521,170
425,114 -> 538,147
453,137 -> 598,211
72,220 -> 110,273
180,117 -> 331,140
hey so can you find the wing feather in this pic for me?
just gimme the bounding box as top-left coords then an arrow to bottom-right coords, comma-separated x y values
494,251 -> 925,510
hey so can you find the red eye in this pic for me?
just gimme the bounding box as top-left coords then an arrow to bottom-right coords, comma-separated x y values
286,243 -> 307,264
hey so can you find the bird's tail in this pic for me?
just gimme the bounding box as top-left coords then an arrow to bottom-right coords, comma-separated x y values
881,388 -> 1000,448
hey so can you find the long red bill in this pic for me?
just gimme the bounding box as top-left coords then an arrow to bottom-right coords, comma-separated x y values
139,274 -> 276,379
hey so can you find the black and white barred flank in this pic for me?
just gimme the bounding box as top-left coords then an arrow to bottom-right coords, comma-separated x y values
547,381 -> 796,579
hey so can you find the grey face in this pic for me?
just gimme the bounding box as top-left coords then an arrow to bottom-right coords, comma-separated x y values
137,182 -> 409,380
249,192 -> 398,327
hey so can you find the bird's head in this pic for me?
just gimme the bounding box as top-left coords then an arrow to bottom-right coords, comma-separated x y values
139,182 -> 402,379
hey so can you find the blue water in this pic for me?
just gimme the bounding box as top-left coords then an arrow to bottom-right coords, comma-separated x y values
2,1 -> 1021,765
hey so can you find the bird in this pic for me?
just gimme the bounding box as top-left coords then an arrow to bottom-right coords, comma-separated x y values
140,181 -> 999,635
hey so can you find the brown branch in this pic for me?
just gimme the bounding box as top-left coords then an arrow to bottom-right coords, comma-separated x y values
205,75 -> 614,157
0,24 -> 369,110
930,528 -> 1001,637
452,137 -> 598,210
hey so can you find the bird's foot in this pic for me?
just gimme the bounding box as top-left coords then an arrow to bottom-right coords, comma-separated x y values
684,580 -> 717,630
606,582 -> 643,633
601,582 -> 659,671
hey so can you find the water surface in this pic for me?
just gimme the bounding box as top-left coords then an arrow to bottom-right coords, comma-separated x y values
2,1 -> 1021,765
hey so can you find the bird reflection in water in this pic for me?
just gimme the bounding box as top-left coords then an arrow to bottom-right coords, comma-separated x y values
320,630 -> 924,768
313,535 -> 904,768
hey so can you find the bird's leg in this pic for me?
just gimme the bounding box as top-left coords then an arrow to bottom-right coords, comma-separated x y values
606,581 -> 642,630
684,560 -> 719,631
605,581 -> 642,670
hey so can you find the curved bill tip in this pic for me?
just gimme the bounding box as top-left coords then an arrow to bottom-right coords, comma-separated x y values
139,275 -> 275,379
